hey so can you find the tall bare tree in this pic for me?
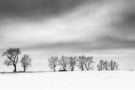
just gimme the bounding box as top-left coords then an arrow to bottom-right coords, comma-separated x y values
58,56 -> 68,71
84,56 -> 94,71
48,56 -> 58,72
68,56 -> 76,71
21,54 -> 31,72
77,56 -> 86,71
2,48 -> 21,72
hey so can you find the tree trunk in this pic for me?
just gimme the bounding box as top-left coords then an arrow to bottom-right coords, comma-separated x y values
24,67 -> 26,72
63,68 -> 67,71
53,65 -> 56,72
85,64 -> 89,71
71,67 -> 74,71
81,65 -> 84,71
13,64 -> 17,73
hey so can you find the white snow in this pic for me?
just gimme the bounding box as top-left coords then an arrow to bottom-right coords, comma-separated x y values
0,71 -> 135,90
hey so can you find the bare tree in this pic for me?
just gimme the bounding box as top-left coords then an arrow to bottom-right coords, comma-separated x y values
97,60 -> 104,71
48,56 -> 58,72
77,56 -> 86,71
58,56 -> 68,71
109,60 -> 118,70
21,54 -> 31,72
2,48 -> 21,72
68,56 -> 76,71
103,60 -> 109,71
84,56 -> 94,71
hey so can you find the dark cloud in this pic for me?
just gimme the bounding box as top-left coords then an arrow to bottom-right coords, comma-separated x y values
1,0 -> 135,52
114,15 -> 135,36
20,0 -> 135,52
110,0 -> 135,35
98,2 -> 135,51
0,0 -> 96,18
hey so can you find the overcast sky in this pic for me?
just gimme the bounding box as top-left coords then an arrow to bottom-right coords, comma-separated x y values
0,0 -> 135,71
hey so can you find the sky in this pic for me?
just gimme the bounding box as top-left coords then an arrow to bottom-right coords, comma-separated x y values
0,0 -> 135,72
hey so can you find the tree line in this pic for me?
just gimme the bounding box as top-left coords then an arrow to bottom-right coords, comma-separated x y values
1,48 -> 118,73
48,56 -> 118,72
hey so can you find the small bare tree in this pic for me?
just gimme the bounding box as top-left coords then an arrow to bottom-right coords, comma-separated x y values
2,48 -> 21,72
84,56 -> 94,71
103,60 -> 109,71
109,60 -> 118,70
58,56 -> 68,71
48,56 -> 58,72
97,60 -> 104,71
68,56 -> 76,71
21,55 -> 31,72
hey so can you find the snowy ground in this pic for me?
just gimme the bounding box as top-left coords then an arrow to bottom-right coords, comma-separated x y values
0,71 -> 135,90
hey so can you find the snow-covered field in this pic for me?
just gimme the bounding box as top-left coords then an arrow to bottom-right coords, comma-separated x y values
0,71 -> 135,90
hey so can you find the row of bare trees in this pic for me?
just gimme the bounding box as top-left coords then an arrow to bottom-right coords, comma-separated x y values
1,48 -> 118,73
48,56 -> 119,72
2,48 -> 31,72
97,60 -> 118,71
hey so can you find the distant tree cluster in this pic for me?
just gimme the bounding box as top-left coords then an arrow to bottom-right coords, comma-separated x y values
48,56 -> 119,72
97,60 -> 118,71
48,56 -> 95,72
2,48 -> 32,73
